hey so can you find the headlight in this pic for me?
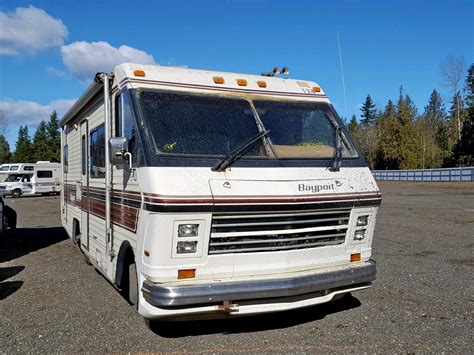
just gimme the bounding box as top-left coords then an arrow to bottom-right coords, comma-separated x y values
178,224 -> 199,238
356,215 -> 369,227
177,241 -> 198,254
354,229 -> 366,241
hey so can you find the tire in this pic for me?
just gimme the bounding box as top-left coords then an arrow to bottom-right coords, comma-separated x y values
128,263 -> 138,306
4,205 -> 17,230
11,189 -> 21,199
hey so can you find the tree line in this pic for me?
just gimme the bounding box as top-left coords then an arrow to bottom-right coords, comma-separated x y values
348,62 -> 473,169
0,111 -> 61,164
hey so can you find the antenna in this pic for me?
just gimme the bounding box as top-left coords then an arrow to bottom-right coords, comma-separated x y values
337,32 -> 349,119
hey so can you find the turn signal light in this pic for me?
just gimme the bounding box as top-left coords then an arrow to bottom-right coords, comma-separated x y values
312,86 -> 321,92
236,79 -> 248,86
256,80 -> 267,88
350,253 -> 361,262
134,69 -> 145,77
213,76 -> 225,84
178,269 -> 196,279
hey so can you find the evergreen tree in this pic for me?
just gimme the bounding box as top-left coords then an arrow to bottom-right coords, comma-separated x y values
377,100 -> 402,169
0,134 -> 10,164
46,110 -> 61,162
450,64 -> 474,166
12,126 -> 33,162
417,89 -> 446,167
360,95 -> 377,126
396,88 -> 422,169
348,114 -> 358,135
32,120 -> 50,161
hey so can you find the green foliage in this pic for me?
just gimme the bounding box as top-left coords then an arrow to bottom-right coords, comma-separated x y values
12,126 -> 33,162
33,120 -> 50,161
360,95 -> 377,126
449,64 -> 474,166
0,134 -> 11,164
46,110 -> 61,162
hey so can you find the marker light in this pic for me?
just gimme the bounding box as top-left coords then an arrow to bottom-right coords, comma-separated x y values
178,269 -> 196,279
312,86 -> 321,93
236,79 -> 248,86
256,80 -> 267,88
178,224 -> 199,238
357,215 -> 369,227
213,76 -> 225,84
133,69 -> 145,77
350,253 -> 361,262
177,241 -> 198,254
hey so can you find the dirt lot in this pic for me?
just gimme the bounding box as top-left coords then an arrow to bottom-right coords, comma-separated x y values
1,182 -> 473,353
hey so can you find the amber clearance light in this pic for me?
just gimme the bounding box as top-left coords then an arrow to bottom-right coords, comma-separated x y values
134,69 -> 145,77
350,253 -> 361,262
178,269 -> 196,279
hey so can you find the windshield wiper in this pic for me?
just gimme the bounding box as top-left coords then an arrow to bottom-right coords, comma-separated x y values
212,130 -> 270,172
329,127 -> 343,172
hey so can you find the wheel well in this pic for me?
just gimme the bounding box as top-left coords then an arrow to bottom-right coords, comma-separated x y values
115,241 -> 135,289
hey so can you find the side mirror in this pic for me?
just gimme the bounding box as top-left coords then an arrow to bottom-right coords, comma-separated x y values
109,137 -> 128,165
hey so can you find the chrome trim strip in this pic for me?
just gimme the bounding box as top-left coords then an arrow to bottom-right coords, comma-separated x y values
141,260 -> 376,307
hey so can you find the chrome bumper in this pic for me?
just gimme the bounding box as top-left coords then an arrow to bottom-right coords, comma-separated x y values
142,260 -> 376,307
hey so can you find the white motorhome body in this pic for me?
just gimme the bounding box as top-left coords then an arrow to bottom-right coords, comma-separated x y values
0,162 -> 61,198
60,63 -> 381,320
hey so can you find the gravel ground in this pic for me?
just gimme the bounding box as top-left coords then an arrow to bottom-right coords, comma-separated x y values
0,182 -> 473,353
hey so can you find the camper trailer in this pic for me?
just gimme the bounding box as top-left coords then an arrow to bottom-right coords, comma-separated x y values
0,162 -> 61,198
60,63 -> 381,320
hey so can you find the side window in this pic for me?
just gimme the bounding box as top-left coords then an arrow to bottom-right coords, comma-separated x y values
63,144 -> 69,173
90,124 -> 105,178
115,91 -> 139,165
24,166 -> 34,171
115,91 -> 135,140
37,170 -> 53,178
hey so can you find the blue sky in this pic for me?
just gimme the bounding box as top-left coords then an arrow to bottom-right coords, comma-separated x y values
1,0 -> 473,149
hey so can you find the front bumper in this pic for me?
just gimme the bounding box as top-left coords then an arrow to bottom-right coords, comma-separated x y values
142,260 -> 376,308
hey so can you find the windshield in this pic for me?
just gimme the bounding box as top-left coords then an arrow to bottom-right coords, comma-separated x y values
254,100 -> 358,158
138,91 -> 266,157
5,174 -> 23,182
137,90 -> 357,159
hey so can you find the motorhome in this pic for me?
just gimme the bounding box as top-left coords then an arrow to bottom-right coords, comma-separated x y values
0,162 -> 61,198
60,63 -> 381,321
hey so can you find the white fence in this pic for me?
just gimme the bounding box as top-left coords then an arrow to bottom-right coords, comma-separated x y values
372,167 -> 474,182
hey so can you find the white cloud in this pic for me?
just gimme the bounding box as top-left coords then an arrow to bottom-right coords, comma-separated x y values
61,41 -> 155,82
0,6 -> 68,55
0,98 -> 76,126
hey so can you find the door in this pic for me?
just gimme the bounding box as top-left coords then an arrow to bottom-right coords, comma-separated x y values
80,121 -> 89,251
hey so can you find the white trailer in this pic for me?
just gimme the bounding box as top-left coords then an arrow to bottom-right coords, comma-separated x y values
60,63 -> 381,321
0,162 -> 61,198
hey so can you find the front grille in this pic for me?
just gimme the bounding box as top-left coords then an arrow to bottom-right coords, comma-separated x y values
209,209 -> 351,254
0,186 -> 6,190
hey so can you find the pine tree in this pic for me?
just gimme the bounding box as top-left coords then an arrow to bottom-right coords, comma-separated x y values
32,120 -> 50,161
348,115 -> 358,135
450,64 -> 474,166
360,95 -> 377,126
12,126 -> 33,162
417,89 -> 446,167
46,110 -> 61,162
377,100 -> 402,169
0,134 -> 10,164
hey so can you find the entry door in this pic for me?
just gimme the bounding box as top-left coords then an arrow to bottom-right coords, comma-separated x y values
80,121 -> 89,251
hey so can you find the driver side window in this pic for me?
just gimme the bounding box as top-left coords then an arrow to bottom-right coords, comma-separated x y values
115,91 -> 139,165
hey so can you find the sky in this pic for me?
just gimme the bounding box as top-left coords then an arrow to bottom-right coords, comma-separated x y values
0,0 -> 473,149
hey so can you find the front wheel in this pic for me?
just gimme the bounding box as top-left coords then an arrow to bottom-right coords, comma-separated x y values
11,189 -> 21,199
